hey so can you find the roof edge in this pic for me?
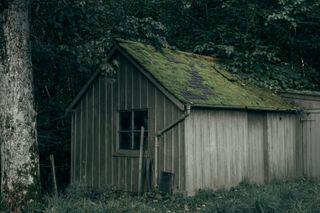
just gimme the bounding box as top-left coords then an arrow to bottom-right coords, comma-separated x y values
279,90 -> 320,100
65,45 -> 119,115
192,104 -> 301,113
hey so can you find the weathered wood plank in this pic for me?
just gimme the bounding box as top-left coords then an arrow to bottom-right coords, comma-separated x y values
179,122 -> 186,192
129,158 -> 133,191
92,81 -> 100,187
202,111 -> 210,188
173,109 -> 180,191
99,78 -> 106,186
75,104 -> 81,182
165,101 -> 173,172
80,97 -> 87,183
79,100 -> 83,182
147,83 -> 155,156
86,86 -> 94,186
71,114 -> 74,183
111,81 -> 116,185
132,66 -> 140,109
247,112 -> 264,183
126,61 -> 133,109
141,75 -> 148,109
120,57 -> 126,110
132,158 -> 139,191
157,92 -> 165,175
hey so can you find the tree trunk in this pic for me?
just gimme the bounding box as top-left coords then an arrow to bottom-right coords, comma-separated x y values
0,7 -> 5,146
0,0 -> 40,211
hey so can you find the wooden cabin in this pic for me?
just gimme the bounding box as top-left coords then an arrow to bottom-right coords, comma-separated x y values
66,40 -> 305,195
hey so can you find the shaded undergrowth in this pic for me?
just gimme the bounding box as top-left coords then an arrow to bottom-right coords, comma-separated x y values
3,178 -> 320,212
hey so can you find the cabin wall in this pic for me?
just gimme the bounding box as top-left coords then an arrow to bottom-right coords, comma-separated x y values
266,113 -> 297,180
184,109 -> 298,195
71,77 -> 112,187
71,53 -> 186,192
280,92 -> 320,180
114,54 -> 185,192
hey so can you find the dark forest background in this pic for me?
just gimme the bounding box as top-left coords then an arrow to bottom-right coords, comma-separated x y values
31,0 -> 320,192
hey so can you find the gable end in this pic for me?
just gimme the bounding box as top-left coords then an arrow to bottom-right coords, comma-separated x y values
65,45 -> 185,114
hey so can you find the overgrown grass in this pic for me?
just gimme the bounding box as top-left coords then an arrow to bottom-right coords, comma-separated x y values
3,178 -> 320,212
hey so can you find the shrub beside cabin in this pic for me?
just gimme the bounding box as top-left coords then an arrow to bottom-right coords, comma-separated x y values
66,40 -> 317,195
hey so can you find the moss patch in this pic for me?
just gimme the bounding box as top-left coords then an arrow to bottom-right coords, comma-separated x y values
119,40 -> 296,110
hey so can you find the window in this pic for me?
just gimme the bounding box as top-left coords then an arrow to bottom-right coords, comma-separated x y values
119,110 -> 148,150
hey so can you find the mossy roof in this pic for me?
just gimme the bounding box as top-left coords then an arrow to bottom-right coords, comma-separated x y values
118,40 -> 296,111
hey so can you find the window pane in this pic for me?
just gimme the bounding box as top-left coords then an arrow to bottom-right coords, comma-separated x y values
120,111 -> 131,131
133,132 -> 148,150
119,133 -> 132,149
134,111 -> 148,130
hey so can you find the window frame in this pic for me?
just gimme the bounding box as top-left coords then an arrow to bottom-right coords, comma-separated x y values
115,109 -> 148,156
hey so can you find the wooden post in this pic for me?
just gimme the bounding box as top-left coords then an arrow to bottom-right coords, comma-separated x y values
138,126 -> 145,196
49,154 -> 58,196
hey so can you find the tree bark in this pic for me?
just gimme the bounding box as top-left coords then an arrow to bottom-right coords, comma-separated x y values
0,0 -> 40,211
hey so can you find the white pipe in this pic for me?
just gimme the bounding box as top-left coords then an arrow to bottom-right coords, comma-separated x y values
154,105 -> 191,188
154,136 -> 159,188
138,126 -> 145,195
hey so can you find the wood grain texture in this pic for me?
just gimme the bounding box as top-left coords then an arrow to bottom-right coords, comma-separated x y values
185,109 -> 297,195
86,86 -> 93,186
267,113 -> 296,179
99,80 -> 106,185
70,51 -> 320,197
71,54 -> 185,192
80,98 -> 87,183
70,114 -> 75,183
75,104 -> 81,183
247,113 -> 264,183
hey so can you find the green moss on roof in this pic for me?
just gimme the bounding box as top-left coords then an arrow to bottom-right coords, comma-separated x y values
119,40 -> 296,110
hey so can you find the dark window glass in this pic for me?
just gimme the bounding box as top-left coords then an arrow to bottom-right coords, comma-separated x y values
119,110 -> 148,151
119,133 -> 131,149
133,132 -> 148,150
134,111 -> 148,130
120,111 -> 131,130
133,133 -> 140,150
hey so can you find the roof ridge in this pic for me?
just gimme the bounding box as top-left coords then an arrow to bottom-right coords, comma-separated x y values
117,39 -> 222,62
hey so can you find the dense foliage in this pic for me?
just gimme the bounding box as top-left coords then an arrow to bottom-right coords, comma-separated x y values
30,0 -> 320,190
4,179 -> 319,212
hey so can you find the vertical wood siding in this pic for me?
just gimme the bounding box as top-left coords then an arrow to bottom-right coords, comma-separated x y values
115,55 -> 185,192
280,93 -> 320,180
247,113 -> 264,184
266,113 -> 297,180
75,104 -> 81,182
185,109 -> 297,195
71,53 -> 185,192
70,113 -> 75,183
71,63 -> 117,188
302,111 -> 320,179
